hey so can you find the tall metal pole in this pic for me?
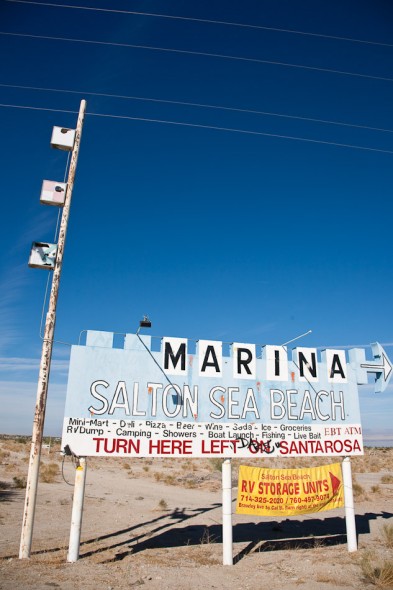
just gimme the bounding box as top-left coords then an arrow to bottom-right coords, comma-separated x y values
19,100 -> 87,559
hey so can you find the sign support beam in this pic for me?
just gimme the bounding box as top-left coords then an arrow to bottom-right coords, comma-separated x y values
342,457 -> 357,552
222,458 -> 233,565
67,457 -> 87,562
19,99 -> 87,559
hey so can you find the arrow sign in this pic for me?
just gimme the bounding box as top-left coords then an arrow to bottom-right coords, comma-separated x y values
350,342 -> 393,393
329,471 -> 342,497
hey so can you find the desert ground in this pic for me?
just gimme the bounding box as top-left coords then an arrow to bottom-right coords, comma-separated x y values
0,437 -> 392,590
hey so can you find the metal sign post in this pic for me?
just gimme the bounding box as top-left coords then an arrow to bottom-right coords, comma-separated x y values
67,457 -> 87,562
222,458 -> 233,565
342,456 -> 357,552
19,100 -> 87,559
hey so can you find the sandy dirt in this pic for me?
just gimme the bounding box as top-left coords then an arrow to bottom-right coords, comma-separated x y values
1,440 -> 393,590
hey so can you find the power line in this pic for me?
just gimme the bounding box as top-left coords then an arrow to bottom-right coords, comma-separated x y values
0,103 -> 77,115
4,0 -> 393,49
1,102 -> 392,154
1,31 -> 392,83
1,82 -> 392,134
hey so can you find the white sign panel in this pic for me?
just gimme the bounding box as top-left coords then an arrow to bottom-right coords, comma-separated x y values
59,331 -> 392,459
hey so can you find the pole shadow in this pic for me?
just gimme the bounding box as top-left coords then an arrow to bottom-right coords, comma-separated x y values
98,510 -> 393,564
79,503 -> 221,559
0,482 -> 18,503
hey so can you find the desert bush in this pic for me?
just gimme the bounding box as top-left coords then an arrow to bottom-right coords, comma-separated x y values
40,462 -> 59,483
200,527 -> 217,545
2,439 -> 29,453
381,475 -> 393,484
164,474 -> 176,485
13,476 -> 27,489
371,485 -> 381,494
209,458 -> 223,472
0,450 -> 10,463
361,551 -> 393,587
352,480 -> 367,500
381,523 -> 393,549
184,479 -> 198,489
157,498 -> 168,511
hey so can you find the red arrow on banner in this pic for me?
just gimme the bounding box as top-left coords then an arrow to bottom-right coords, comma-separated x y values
329,472 -> 341,496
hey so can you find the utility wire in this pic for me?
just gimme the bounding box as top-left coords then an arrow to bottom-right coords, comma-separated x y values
1,102 -> 392,154
1,31 -> 392,83
83,111 -> 393,155
1,82 -> 392,134
4,0 -> 393,49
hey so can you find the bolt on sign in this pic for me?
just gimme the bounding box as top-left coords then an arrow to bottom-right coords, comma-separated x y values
236,463 -> 344,516
61,331 -> 392,458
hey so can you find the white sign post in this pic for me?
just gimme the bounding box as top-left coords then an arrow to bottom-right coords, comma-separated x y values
222,458 -> 233,565
342,457 -> 357,552
67,457 -> 87,562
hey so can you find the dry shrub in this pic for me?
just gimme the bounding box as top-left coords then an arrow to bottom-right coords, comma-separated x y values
361,551 -> 393,587
208,458 -> 222,472
40,462 -> 59,483
13,476 -> 27,489
181,459 -> 193,471
184,479 -> 198,489
2,439 -> 29,453
352,480 -> 368,500
381,475 -> 393,484
0,450 -> 10,463
157,498 -> 168,511
200,527 -> 217,545
353,448 -> 393,475
316,573 -> 348,586
163,474 -> 176,485
381,523 -> 393,549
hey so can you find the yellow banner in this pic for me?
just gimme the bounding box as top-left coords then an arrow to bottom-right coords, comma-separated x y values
236,463 -> 344,517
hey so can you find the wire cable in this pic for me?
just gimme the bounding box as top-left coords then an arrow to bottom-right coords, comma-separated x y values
1,82 -> 392,134
61,454 -> 75,486
1,31 -> 392,83
4,0 -> 393,49
136,332 -> 180,394
86,111 -> 393,154
1,102 -> 392,154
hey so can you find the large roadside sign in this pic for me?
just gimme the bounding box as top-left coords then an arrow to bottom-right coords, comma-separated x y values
61,331 -> 392,458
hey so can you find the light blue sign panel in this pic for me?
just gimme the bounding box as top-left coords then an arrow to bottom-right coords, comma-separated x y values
61,332 -> 390,458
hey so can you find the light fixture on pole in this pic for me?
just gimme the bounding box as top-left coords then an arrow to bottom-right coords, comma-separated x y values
136,315 -> 152,334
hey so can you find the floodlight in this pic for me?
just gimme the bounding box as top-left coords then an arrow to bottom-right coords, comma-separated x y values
137,315 -> 152,334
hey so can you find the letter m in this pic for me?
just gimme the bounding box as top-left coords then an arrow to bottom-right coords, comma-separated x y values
163,337 -> 187,375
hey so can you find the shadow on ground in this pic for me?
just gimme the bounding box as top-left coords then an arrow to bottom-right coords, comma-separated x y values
0,482 -> 19,503
5,504 -> 392,564
93,509 -> 393,564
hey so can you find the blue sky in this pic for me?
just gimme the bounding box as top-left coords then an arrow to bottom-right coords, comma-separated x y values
0,0 -> 392,440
